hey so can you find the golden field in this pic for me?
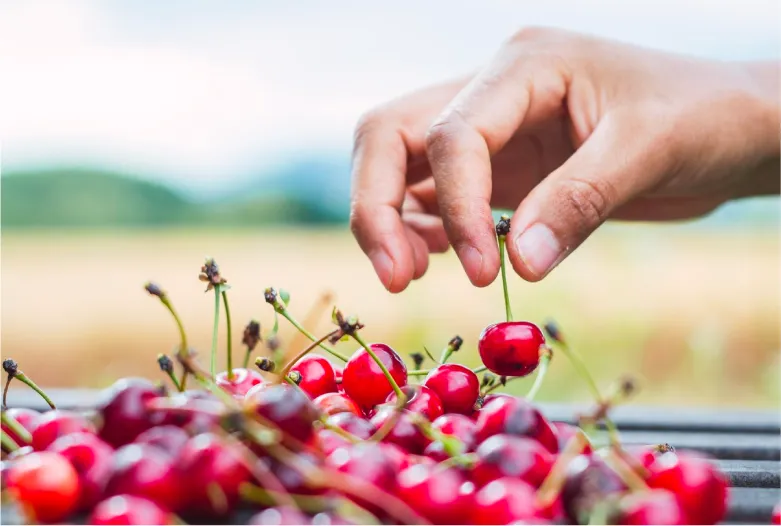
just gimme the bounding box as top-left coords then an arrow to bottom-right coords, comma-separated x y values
1,226 -> 779,408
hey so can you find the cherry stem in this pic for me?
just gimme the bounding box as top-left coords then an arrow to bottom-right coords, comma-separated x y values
242,347 -> 252,369
525,346 -> 553,401
1,410 -> 31,445
2,374 -> 12,408
165,369 -> 183,392
286,290 -> 334,360
277,308 -> 349,362
1,429 -> 19,452
409,413 -> 464,457
603,449 -> 650,492
472,365 -> 488,374
439,343 -> 455,364
350,332 -> 405,401
536,429 -> 589,507
498,229 -> 513,322
407,369 -> 432,377
210,284 -> 222,378
152,291 -> 190,390
15,372 -> 56,409
319,417 -> 361,444
279,329 -> 341,379
222,289 -> 234,379
422,346 -> 438,365
435,452 -> 477,471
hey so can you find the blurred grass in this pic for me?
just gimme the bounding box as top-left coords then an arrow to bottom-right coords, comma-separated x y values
1,225 -> 778,409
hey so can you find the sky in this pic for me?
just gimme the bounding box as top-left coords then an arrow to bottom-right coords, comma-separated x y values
1,1 -> 779,194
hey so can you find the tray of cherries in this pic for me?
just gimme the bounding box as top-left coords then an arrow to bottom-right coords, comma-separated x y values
1,217 -> 777,526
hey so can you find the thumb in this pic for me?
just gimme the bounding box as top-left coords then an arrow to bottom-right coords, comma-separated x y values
506,117 -> 667,281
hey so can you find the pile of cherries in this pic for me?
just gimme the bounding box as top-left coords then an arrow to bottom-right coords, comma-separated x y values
0,218 -> 760,525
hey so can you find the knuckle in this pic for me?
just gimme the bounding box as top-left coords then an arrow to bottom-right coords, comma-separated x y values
353,108 -> 385,146
349,200 -> 370,238
562,177 -> 614,227
425,117 -> 460,157
508,26 -> 553,44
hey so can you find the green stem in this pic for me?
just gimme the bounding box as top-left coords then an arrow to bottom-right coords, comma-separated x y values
210,285 -> 221,378
409,413 -> 464,457
525,348 -> 552,401
165,369 -> 183,392
278,309 -> 349,362
422,346 -> 438,365
407,369 -> 432,377
159,295 -> 189,390
1,411 -> 31,445
243,347 -> 252,369
472,365 -> 488,374
222,289 -> 234,379
15,373 -> 55,409
320,417 -> 360,444
1,430 -> 19,452
498,234 -> 513,322
350,333 -> 404,400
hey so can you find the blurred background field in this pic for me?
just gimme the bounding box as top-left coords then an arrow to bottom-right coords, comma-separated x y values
1,1 -> 779,409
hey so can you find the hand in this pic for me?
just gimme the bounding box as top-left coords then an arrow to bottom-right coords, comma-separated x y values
350,27 -> 780,292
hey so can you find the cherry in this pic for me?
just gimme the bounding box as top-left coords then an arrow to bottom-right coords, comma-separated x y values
216,368 -> 264,398
151,390 -> 221,433
245,383 -> 319,445
5,451 -> 80,523
30,409 -> 96,451
561,454 -> 626,524
474,395 -> 558,453
315,428 -> 351,456
471,434 -> 554,488
616,489 -> 687,525
314,392 -> 363,417
377,442 -> 413,473
249,506 -> 311,525
552,422 -> 592,455
105,443 -> 181,511
2,408 -> 40,446
646,451 -> 728,525
326,442 -> 396,514
291,355 -> 338,399
134,425 -> 190,457
176,432 -> 251,518
471,477 -> 547,525
772,502 -> 781,525
423,364 -> 480,415
89,494 -> 173,525
97,378 -> 164,447
395,464 -> 473,524
386,385 -> 444,421
49,432 -> 114,511
431,414 -> 478,451
370,405 -> 428,454
325,412 -> 377,440
261,452 -> 320,495
478,321 -> 545,377
341,343 -> 408,409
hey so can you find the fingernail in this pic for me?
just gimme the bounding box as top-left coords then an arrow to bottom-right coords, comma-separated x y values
371,250 -> 395,289
456,244 -> 484,283
514,223 -> 562,277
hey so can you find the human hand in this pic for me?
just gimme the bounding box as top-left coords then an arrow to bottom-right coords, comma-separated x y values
350,27 -> 780,292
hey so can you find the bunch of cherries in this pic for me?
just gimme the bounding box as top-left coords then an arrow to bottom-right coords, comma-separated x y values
0,217 -> 758,526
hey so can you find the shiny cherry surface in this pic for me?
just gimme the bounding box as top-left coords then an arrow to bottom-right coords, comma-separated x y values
31,410 -> 96,451
370,405 -> 428,454
88,494 -> 172,525
471,477 -> 546,524
105,443 -> 181,511
49,432 -> 114,511
97,378 -> 164,447
396,464 -> 473,524
472,434 -> 554,488
314,392 -> 363,417
326,412 -> 377,440
617,489 -> 687,525
386,385 -> 444,421
6,451 -> 80,523
216,368 -> 265,397
478,321 -> 545,377
423,364 -> 480,415
474,395 -> 558,453
342,343 -> 408,409
134,425 -> 189,457
290,355 -> 338,399
245,383 -> 319,444
2,408 -> 40,447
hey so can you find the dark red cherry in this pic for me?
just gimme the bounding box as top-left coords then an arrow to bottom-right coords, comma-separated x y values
49,432 -> 114,511
552,422 -> 592,455
472,434 -> 554,488
478,322 -> 545,377
245,383 -> 319,445
646,451 -> 728,525
291,355 -> 338,399
370,405 -> 428,454
326,442 -> 397,513
134,426 -> 189,458
216,368 -> 264,398
423,364 -> 480,415
176,432 -> 251,518
105,443 -> 181,511
89,494 -> 173,525
325,412 -> 377,440
315,429 -> 351,456
150,390 -> 221,433
561,454 -> 627,524
386,385 -> 444,421
471,477 -> 547,524
97,378 -> 164,447
396,464 -> 473,524
342,343 -> 408,409
249,506 -> 311,525
261,453 -> 320,495
31,410 -> 96,451
616,489 -> 687,525
314,392 -> 362,417
2,408 -> 40,447
474,395 -> 558,453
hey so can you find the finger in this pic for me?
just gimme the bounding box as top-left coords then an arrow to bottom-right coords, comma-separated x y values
506,116 -> 668,281
405,224 -> 431,280
425,44 -> 569,287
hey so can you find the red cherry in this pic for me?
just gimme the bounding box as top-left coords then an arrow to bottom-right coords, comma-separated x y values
342,343 -> 408,409
31,409 -> 96,451
97,378 -> 164,447
48,432 -> 114,511
315,429 -> 351,456
261,453 -> 321,495
6,451 -> 80,523
176,433 -> 251,518
151,390 -> 221,433
216,368 -> 264,397
314,392 -> 363,417
325,412 -> 377,440
474,396 -> 558,453
249,506 -> 311,525
617,489 -> 687,525
326,442 -> 396,514
646,451 -> 729,525
2,408 -> 40,447
472,434 -> 554,488
370,405 -> 428,454
105,443 -> 181,511
386,385 -> 444,421
423,364 -> 480,415
471,477 -> 546,524
772,502 -> 781,525
561,455 -> 626,523
291,355 -> 338,399
89,494 -> 173,525
478,322 -> 545,377
134,425 -> 190,458
396,464 -> 473,524
431,414 -> 478,450
245,383 -> 319,445
551,422 -> 592,455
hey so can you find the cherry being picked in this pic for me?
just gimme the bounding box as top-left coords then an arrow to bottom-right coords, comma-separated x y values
1,216 -> 738,526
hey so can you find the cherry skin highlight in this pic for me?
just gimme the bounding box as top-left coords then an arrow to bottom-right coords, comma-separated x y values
395,464 -> 473,524
245,383 -> 319,445
97,378 -> 164,447
249,506 -> 311,525
386,385 -> 444,421
472,434 -> 554,488
423,364 -> 480,415
5,451 -> 80,523
104,443 -> 181,511
134,425 -> 190,458
370,405 -> 428,454
31,410 -> 96,451
215,368 -> 264,398
474,395 -> 558,453
342,343 -> 408,409
471,477 -> 547,525
290,355 -> 338,399
314,392 -> 363,417
326,412 -> 377,440
478,321 -> 545,377
48,432 -> 115,511
89,494 -> 173,525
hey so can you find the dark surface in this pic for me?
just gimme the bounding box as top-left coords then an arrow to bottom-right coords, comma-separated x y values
4,388 -> 780,524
